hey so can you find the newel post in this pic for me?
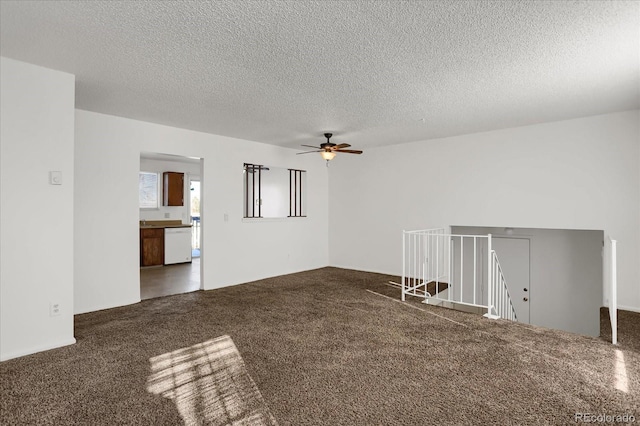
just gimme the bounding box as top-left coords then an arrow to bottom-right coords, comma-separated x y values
401,231 -> 406,302
487,234 -> 493,316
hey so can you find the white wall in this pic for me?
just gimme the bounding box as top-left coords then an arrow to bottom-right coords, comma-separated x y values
139,157 -> 200,224
0,57 -> 76,360
329,110 -> 640,311
259,167 -> 293,218
75,110 -> 329,314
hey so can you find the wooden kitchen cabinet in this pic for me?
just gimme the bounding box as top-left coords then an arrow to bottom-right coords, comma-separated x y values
140,228 -> 164,266
163,172 -> 184,206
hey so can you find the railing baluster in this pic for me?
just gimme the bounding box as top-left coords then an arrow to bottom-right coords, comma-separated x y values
436,233 -> 439,296
487,234 -> 492,315
424,232 -> 427,287
499,275 -> 502,318
408,234 -> 411,295
499,266 -> 502,317
402,231 -> 406,301
497,270 -> 500,317
497,272 -> 499,318
504,278 -> 508,319
413,234 -> 417,296
494,257 -> 497,316
423,232 -> 431,292
500,268 -> 504,316
473,236 -> 477,305
504,278 -> 508,318
410,234 -> 414,296
505,279 -> 508,317
494,259 -> 497,316
413,234 -> 416,296
460,237 -> 464,304
505,279 -> 508,319
429,232 -> 432,284
499,277 -> 502,318
431,232 -> 433,285
424,232 -> 426,294
416,234 -> 427,298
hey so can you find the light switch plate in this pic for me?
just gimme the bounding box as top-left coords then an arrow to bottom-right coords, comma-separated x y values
49,171 -> 62,185
50,302 -> 61,316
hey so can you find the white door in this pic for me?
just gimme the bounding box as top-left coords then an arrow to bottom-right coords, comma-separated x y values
492,237 -> 530,323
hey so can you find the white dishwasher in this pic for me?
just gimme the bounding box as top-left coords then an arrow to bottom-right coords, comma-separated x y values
164,227 -> 192,264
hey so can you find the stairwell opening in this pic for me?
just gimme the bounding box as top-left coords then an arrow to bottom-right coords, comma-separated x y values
451,226 -> 603,337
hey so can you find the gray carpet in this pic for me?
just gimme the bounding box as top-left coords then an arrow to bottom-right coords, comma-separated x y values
1,267 -> 638,425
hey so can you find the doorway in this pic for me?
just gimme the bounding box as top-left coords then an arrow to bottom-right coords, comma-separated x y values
190,180 -> 201,258
139,152 -> 203,300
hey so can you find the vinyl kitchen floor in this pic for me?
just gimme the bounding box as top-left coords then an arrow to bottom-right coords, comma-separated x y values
140,257 -> 200,300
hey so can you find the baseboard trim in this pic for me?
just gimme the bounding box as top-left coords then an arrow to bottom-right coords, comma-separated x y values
74,297 -> 141,315
0,337 -> 76,362
205,264 -> 330,290
611,304 -> 640,314
328,264 -> 397,277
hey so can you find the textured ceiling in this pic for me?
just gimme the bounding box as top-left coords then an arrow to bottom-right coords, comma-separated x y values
1,1 -> 638,149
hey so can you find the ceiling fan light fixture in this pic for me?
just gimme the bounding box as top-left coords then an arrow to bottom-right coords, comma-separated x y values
321,151 -> 336,161
297,133 -> 362,160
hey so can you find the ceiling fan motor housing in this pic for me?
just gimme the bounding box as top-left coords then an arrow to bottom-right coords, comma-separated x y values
322,133 -> 335,150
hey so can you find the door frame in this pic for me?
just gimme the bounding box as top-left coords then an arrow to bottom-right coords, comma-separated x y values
492,236 -> 531,324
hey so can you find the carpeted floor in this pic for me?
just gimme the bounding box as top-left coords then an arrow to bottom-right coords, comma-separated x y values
1,267 -> 638,425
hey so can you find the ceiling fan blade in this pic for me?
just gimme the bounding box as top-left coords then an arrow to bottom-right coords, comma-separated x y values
335,149 -> 363,154
301,144 -> 322,149
333,143 -> 351,149
296,150 -> 322,155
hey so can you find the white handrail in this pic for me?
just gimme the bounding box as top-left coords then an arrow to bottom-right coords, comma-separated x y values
403,228 -> 447,234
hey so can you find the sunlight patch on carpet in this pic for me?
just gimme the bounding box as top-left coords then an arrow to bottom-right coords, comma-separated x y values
614,349 -> 628,393
146,335 -> 277,425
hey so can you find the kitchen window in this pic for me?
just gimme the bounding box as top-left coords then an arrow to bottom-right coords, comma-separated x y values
139,171 -> 159,209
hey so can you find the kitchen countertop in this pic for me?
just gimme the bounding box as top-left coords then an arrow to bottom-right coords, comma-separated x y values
140,220 -> 192,229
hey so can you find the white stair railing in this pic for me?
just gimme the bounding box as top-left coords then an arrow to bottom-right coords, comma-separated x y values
485,250 -> 517,321
401,229 -> 517,322
401,228 -> 447,300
